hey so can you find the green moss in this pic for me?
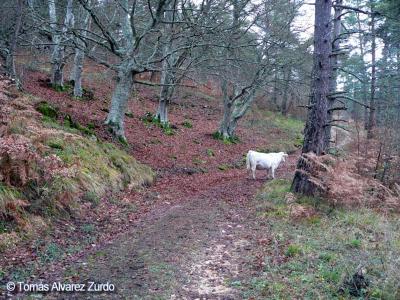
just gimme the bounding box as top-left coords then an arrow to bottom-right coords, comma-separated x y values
87,123 -> 96,130
218,164 -> 230,171
39,242 -> 63,263
125,112 -> 134,118
212,131 -> 240,144
47,140 -> 64,150
268,112 -> 304,133
349,238 -> 362,248
182,120 -> 193,128
259,179 -> 291,205
206,148 -> 215,157
286,244 -> 302,257
141,112 -> 157,125
82,191 -> 101,208
140,112 -> 175,135
63,114 -> 95,136
162,124 -> 175,136
51,83 -> 72,93
34,123 -> 154,218
0,183 -> 23,217
36,102 -> 58,120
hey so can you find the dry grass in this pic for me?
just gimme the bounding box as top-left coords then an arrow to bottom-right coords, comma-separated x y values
0,80 -> 155,248
242,179 -> 400,299
293,152 -> 400,212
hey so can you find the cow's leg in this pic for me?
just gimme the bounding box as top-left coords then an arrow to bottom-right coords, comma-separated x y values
251,166 -> 256,180
271,167 -> 275,179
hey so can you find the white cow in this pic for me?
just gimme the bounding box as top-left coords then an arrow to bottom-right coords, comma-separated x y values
246,150 -> 288,179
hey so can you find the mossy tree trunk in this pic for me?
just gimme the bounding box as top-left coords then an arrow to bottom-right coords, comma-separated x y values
218,80 -> 256,139
105,69 -> 134,141
156,79 -> 174,124
70,2 -> 91,97
48,0 -> 74,87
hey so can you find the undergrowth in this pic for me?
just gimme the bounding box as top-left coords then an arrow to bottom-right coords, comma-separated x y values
212,131 -> 240,145
141,112 -> 175,135
240,179 -> 400,299
0,95 -> 155,250
249,111 -> 304,154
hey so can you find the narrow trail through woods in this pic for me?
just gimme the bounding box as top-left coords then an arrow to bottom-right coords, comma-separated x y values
44,156 -> 297,299
20,72 -> 304,299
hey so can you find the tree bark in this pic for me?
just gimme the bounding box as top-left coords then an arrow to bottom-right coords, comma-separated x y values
155,0 -> 176,125
49,0 -> 74,87
105,69 -> 134,141
272,71 -> 279,109
70,2 -> 91,97
367,3 -> 376,139
218,80 -> 256,138
155,40 -> 173,124
325,0 -> 342,149
292,0 -> 332,195
281,69 -> 291,116
5,0 -> 23,87
156,81 -> 174,124
356,11 -> 369,130
219,79 -> 234,138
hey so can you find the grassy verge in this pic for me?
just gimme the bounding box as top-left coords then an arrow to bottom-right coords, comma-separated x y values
240,179 -> 400,299
0,97 -> 155,251
247,111 -> 304,154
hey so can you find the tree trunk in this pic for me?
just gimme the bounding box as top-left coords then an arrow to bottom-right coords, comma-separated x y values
367,4 -> 376,139
281,69 -> 291,116
325,0 -> 342,149
272,71 -> 279,109
219,79 -> 233,138
218,80 -> 256,139
229,91 -> 256,136
155,0 -> 175,125
5,0 -> 23,87
49,0 -> 74,87
292,0 -> 332,195
71,49 -> 85,97
355,11 -> 369,129
155,52 -> 173,124
156,78 -> 174,124
70,3 -> 91,97
105,70 -> 134,141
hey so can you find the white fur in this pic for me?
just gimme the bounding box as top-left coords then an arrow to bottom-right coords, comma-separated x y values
246,150 -> 288,179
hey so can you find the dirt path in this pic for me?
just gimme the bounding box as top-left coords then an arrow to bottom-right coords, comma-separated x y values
4,71 -> 299,299
40,157 -> 296,300
43,176 -> 263,299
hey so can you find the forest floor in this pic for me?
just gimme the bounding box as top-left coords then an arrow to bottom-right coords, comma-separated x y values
3,66 -> 399,299
2,68 -> 301,299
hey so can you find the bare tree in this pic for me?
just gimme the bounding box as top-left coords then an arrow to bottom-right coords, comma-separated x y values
70,0 -> 91,97
75,0 -> 173,141
0,0 -> 24,87
48,0 -> 74,87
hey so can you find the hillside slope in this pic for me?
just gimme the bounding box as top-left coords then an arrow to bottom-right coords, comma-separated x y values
0,76 -> 154,253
